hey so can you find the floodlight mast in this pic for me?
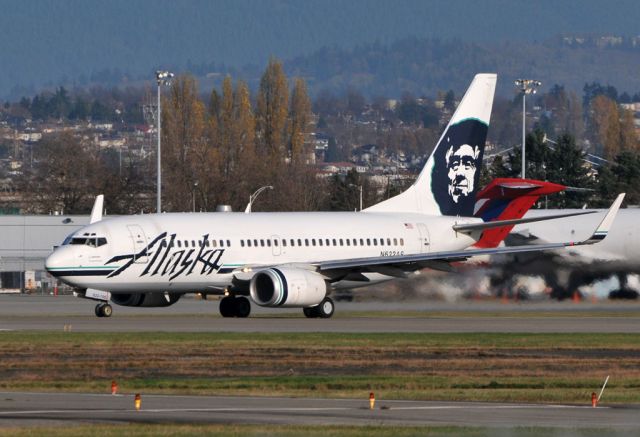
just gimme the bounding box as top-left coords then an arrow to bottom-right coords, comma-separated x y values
515,79 -> 542,179
155,70 -> 174,213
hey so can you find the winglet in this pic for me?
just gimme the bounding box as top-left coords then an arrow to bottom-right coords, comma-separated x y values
90,195 -> 104,224
574,193 -> 624,245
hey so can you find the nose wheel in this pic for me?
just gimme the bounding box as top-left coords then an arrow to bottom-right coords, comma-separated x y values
95,303 -> 113,318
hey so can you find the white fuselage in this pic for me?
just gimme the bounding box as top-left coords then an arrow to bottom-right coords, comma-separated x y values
46,211 -> 478,293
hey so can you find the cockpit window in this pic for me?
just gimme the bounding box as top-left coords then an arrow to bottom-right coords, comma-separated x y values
69,237 -> 108,247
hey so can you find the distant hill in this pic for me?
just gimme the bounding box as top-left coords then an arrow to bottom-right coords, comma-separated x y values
278,36 -> 640,99
2,0 -> 640,99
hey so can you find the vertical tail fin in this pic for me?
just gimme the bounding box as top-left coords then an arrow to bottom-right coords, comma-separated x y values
365,73 -> 497,216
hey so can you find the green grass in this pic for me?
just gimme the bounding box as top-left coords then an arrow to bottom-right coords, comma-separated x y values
2,331 -> 640,348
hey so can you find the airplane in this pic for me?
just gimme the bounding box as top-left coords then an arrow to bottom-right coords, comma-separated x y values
44,74 -> 624,318
491,206 -> 640,299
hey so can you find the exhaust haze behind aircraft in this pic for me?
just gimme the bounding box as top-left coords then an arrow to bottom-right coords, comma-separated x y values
45,74 -> 623,318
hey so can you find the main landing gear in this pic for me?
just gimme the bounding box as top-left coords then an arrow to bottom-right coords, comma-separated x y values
303,297 -> 335,319
219,296 -> 251,318
95,303 -> 113,318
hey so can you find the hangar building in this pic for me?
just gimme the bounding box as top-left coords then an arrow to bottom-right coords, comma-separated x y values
0,215 -> 89,291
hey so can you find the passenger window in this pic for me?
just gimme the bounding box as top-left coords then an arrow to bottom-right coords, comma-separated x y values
274,240 -> 278,246
260,239 -> 265,247
290,239 -> 295,246
360,238 -> 364,246
325,239 -> 330,246
282,240 -> 286,247
339,239 -> 343,246
227,240 -> 231,247
332,239 -> 337,246
366,238 -> 371,246
177,241 -> 182,248
312,239 -> 316,246
352,238 -> 357,246
400,238 -> 404,246
220,240 -> 225,247
393,238 -> 398,245
318,239 -> 323,246
305,239 -> 309,246
298,239 -> 302,246
241,240 -> 245,247
373,239 -> 378,246
387,238 -> 391,245
205,240 -> 210,247
253,239 -> 258,247
346,239 -> 350,246
247,240 -> 252,247
379,237 -> 384,245
267,240 -> 271,247
212,240 -> 217,247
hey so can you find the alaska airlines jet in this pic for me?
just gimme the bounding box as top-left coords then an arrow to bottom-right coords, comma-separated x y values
45,74 -> 623,318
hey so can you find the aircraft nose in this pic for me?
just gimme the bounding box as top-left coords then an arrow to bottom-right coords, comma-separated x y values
45,247 -> 71,276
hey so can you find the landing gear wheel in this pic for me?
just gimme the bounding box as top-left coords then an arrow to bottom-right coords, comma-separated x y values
219,296 -> 234,317
234,297 -> 251,318
317,297 -> 335,318
303,307 -> 318,318
95,303 -> 112,318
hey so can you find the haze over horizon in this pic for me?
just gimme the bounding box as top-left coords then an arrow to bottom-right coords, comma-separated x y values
1,0 -> 640,98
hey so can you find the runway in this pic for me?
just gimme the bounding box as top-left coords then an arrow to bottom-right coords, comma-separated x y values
0,391 -> 638,429
1,295 -> 640,333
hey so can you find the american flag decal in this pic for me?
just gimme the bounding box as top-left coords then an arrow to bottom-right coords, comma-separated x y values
404,223 -> 414,229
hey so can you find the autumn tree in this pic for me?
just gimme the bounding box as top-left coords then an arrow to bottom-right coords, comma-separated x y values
256,58 -> 289,158
19,132 -> 98,214
162,74 -> 210,211
288,77 -> 312,163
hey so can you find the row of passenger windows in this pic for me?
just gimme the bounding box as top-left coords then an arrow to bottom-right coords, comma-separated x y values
161,239 -> 231,249
240,237 -> 404,248
159,237 -> 405,250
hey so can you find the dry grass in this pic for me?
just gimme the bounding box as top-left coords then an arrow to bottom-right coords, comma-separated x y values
1,333 -> 639,403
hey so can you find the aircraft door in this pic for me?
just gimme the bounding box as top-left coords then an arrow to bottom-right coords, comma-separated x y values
417,223 -> 430,253
271,235 -> 282,256
127,225 -> 149,263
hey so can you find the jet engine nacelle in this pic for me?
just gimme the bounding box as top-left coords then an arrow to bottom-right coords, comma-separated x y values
110,292 -> 182,307
249,267 -> 327,307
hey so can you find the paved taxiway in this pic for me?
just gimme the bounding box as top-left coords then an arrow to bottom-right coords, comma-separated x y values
0,392 -> 638,429
1,295 -> 639,333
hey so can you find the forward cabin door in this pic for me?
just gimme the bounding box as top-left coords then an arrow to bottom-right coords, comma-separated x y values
417,223 -> 430,254
127,224 -> 149,263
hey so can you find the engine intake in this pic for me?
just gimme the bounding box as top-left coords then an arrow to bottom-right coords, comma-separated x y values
111,292 -> 182,307
249,267 -> 327,307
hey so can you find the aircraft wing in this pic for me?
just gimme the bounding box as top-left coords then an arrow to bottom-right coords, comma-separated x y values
319,193 -> 624,272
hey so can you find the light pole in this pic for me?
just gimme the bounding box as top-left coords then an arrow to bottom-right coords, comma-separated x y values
348,183 -> 363,211
514,79 -> 542,179
245,185 -> 273,213
192,181 -> 199,212
155,70 -> 174,213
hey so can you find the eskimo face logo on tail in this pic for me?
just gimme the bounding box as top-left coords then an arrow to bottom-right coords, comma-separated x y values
431,119 -> 488,217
